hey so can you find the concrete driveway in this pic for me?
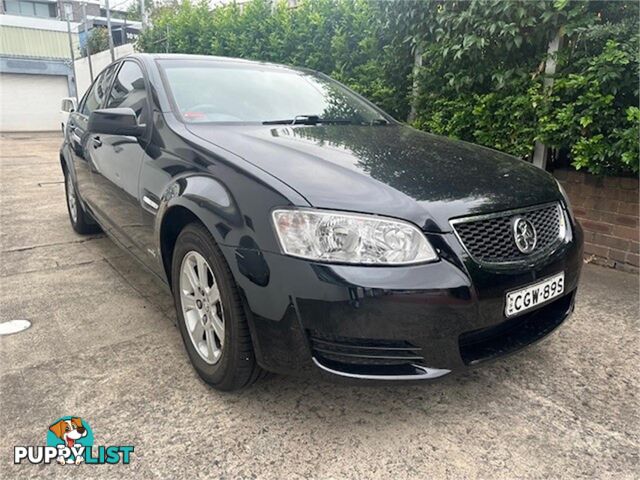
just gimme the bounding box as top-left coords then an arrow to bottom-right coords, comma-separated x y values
1,132 -> 638,479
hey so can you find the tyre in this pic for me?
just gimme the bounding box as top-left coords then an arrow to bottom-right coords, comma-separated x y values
63,170 -> 100,235
171,223 -> 263,391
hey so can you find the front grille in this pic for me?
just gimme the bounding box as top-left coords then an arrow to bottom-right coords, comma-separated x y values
308,331 -> 424,366
452,203 -> 564,264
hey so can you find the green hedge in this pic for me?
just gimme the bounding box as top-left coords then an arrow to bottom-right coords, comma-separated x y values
138,0 -> 639,176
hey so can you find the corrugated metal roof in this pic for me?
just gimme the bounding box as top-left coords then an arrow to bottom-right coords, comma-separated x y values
0,25 -> 79,60
0,14 -> 80,33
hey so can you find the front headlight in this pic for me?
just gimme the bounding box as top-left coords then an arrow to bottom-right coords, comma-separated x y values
272,209 -> 438,265
555,179 -> 573,240
555,179 -> 573,212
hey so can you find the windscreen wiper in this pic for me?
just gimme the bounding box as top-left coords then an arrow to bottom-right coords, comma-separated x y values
262,115 -> 390,126
262,115 -> 353,125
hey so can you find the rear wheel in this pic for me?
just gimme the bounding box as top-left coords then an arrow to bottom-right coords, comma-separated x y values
63,170 -> 100,234
171,223 -> 262,391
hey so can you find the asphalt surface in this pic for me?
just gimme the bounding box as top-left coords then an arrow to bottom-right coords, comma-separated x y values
0,132 -> 638,479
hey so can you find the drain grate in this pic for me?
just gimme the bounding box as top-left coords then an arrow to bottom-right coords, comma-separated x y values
0,319 -> 32,336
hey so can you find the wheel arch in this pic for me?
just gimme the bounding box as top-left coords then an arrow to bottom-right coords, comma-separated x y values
60,150 -> 69,173
158,204 -> 204,285
156,174 -> 244,285
59,145 -> 75,180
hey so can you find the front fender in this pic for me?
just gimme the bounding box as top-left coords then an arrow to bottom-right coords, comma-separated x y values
153,171 -> 296,280
155,174 -> 244,250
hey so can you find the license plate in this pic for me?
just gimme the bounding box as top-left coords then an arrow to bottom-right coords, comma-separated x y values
505,272 -> 564,318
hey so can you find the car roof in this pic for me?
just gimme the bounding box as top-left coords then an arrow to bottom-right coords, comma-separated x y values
125,53 -> 312,73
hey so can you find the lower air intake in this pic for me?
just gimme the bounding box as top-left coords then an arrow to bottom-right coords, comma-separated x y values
308,331 -> 424,366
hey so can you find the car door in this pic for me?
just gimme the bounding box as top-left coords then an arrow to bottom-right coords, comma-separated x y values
86,59 -> 151,261
68,64 -> 119,219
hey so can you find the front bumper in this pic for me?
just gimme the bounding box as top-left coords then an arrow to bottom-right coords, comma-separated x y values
221,221 -> 583,382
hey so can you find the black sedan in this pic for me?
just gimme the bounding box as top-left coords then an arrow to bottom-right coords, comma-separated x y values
60,54 -> 583,390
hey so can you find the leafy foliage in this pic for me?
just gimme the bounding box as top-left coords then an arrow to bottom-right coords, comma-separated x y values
138,0 -> 412,118
534,4 -> 640,175
137,0 -> 639,176
81,27 -> 110,57
125,0 -> 154,22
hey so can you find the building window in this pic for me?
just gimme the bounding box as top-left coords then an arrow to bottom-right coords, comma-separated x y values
3,0 -> 57,18
4,0 -> 20,14
33,1 -> 50,17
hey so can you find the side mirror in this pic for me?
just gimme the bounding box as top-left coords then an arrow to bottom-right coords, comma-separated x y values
61,97 -> 77,113
88,108 -> 145,137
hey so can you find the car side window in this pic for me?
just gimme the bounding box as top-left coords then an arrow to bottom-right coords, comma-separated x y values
80,74 -> 102,116
105,61 -> 149,125
77,88 -> 90,116
80,64 -> 119,117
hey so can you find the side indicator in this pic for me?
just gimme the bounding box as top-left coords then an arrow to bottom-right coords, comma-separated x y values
143,195 -> 159,210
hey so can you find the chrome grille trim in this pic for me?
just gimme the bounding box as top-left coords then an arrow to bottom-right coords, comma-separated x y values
312,357 -> 451,381
450,202 -> 567,265
308,331 -> 425,366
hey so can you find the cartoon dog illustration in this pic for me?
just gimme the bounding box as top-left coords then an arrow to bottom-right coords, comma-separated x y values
49,417 -> 87,465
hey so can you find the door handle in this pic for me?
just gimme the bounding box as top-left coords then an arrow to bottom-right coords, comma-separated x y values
92,136 -> 102,148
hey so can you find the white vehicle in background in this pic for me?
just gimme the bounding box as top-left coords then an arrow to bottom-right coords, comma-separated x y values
60,97 -> 77,132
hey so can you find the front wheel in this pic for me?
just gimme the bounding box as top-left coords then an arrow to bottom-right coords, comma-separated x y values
171,223 -> 263,391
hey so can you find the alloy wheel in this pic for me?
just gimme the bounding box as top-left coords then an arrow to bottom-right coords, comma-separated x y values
179,251 -> 225,364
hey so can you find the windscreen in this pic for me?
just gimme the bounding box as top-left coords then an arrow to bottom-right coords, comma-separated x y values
158,60 -> 389,125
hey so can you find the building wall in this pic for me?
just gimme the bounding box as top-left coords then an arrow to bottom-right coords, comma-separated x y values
56,0 -> 101,22
0,72 -> 69,131
0,13 -> 137,132
554,169 -> 639,273
0,14 -> 80,59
